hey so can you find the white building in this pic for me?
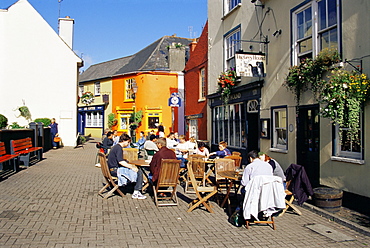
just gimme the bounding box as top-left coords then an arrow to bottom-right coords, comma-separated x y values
0,0 -> 82,146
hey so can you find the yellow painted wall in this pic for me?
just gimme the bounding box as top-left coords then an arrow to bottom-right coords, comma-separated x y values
112,72 -> 179,138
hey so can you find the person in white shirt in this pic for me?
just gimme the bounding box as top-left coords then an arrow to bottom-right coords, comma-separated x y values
196,141 -> 209,157
166,132 -> 178,149
176,135 -> 191,168
241,150 -> 273,187
144,134 -> 159,152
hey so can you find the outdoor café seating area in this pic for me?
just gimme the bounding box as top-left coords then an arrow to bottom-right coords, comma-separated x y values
97,143 -> 298,230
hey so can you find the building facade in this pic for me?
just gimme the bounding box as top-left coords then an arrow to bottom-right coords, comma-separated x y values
184,22 -> 208,141
0,0 -> 82,146
208,0 -> 370,198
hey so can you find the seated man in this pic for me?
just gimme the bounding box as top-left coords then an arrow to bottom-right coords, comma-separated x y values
149,137 -> 177,184
144,134 -> 159,159
241,150 -> 273,187
108,133 -> 146,199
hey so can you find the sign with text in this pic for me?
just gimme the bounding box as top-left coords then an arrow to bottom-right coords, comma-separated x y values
235,53 -> 266,77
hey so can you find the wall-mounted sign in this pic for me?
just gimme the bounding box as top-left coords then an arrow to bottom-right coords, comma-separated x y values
235,53 -> 266,77
168,92 -> 181,107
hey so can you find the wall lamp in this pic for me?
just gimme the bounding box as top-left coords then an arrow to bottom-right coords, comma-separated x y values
251,0 -> 264,8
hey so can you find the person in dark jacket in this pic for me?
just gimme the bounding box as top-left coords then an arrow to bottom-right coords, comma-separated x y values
48,118 -> 59,149
149,137 -> 177,184
102,131 -> 114,154
285,163 -> 314,205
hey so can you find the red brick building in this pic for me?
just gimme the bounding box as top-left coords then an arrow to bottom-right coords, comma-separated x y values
184,21 -> 208,141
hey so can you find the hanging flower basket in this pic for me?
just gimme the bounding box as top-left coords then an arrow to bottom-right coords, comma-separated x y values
218,68 -> 238,105
81,92 -> 94,105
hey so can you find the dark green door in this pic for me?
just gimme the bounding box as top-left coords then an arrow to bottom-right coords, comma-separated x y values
297,105 -> 320,187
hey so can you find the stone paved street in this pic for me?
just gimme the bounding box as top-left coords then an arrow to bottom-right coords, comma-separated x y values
1,139 -> 370,247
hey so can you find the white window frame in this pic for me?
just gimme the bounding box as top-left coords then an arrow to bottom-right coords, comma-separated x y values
79,85 -> 84,97
85,111 -> 103,128
189,119 -> 198,140
199,67 -> 206,101
224,26 -> 241,69
292,0 -> 340,65
125,78 -> 136,101
94,82 -> 100,96
225,0 -> 241,13
272,107 -> 287,150
334,116 -> 363,160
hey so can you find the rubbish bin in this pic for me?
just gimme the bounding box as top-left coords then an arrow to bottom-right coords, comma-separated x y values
313,187 -> 343,212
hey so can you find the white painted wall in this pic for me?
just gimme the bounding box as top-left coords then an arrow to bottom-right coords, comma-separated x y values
0,0 -> 82,146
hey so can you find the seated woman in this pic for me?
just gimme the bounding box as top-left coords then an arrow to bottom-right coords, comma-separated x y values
176,135 -> 191,168
209,141 -> 231,158
258,152 -> 286,182
196,141 -> 210,157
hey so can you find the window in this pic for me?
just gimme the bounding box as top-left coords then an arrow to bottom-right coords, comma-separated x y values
292,0 -> 339,64
148,113 -> 160,129
79,85 -> 84,97
213,102 -> 246,147
224,26 -> 241,69
334,114 -> 362,160
94,82 -> 100,96
272,107 -> 287,150
125,78 -> 136,100
199,68 -> 206,100
85,111 -> 103,127
225,0 -> 241,12
189,119 -> 198,140
119,113 -> 131,131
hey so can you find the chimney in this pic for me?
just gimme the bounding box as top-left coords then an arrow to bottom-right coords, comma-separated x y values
168,42 -> 186,71
58,16 -> 74,49
189,39 -> 197,54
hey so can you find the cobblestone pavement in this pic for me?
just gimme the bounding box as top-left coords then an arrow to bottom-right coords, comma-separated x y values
1,139 -> 370,247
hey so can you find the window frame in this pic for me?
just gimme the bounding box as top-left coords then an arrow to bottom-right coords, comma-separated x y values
333,113 -> 363,160
94,82 -> 101,96
85,111 -> 103,128
225,0 -> 241,13
199,67 -> 206,101
224,25 -> 241,69
292,0 -> 340,65
125,78 -> 136,101
212,102 -> 246,148
271,106 -> 288,150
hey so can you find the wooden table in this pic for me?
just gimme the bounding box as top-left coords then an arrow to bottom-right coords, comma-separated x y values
130,160 -> 150,191
218,170 -> 242,214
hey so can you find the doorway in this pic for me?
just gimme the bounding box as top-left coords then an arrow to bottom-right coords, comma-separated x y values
296,104 -> 320,187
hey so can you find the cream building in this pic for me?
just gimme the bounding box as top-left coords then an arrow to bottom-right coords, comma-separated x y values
208,0 -> 370,198
0,0 -> 82,146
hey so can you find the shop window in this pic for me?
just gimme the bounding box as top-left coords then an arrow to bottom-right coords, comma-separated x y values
85,111 -> 103,128
213,102 -> 246,147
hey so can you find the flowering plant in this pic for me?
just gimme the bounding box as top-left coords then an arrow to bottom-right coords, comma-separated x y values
218,68 -> 237,105
320,69 -> 370,140
284,48 -> 340,104
81,92 -> 94,105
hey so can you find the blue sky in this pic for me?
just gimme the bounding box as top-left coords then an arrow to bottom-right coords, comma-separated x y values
1,0 -> 207,70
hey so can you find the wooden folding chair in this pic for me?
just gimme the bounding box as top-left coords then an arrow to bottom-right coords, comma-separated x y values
232,151 -> 241,156
153,159 -> 181,207
185,157 -> 206,193
187,163 -> 218,213
122,148 -> 138,162
279,180 -> 302,216
214,158 -> 235,196
225,155 -> 242,169
98,152 -> 125,199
